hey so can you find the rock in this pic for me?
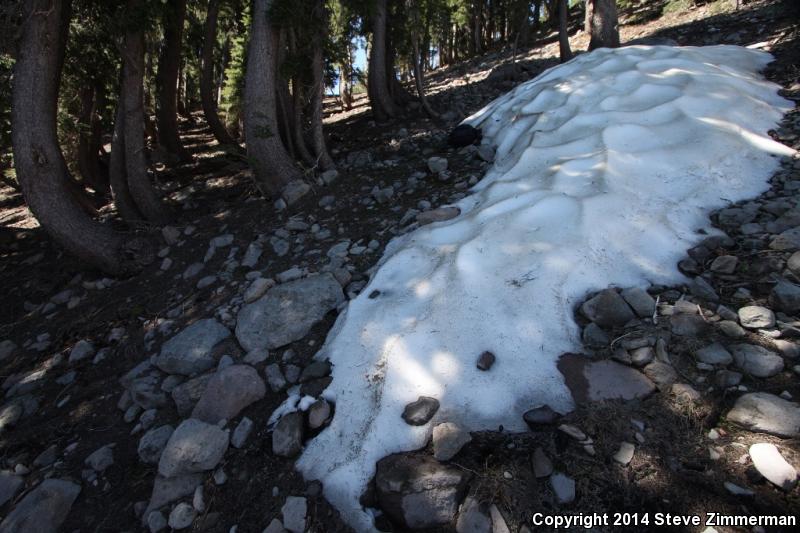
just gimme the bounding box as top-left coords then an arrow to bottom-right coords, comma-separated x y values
523,405 -> 560,426
723,481 -> 753,497
715,369 -> 743,388
558,356 -> 656,404
138,425 -> 175,464
158,419 -> 229,478
264,519 -> 288,533
375,454 -> 470,529
558,424 -> 587,441
0,340 -> 17,362
642,361 -> 678,389
695,343 -> 733,365
672,383 -> 701,402
770,279 -> 800,313
416,206 -> 461,226
749,442 -> 797,490
613,442 -> 635,465
307,400 -> 331,430
171,374 -> 212,417
489,505 -> 510,533
236,274 -> 344,352
621,287 -> 656,318
455,497 -> 491,533
145,473 -> 204,516
630,346 -> 655,367
68,339 -> 95,364
718,320 -> 746,338
727,392 -> 800,437
689,276 -> 719,302
477,145 -> 495,162
244,278 -> 275,303
738,306 -> 775,329
402,396 -> 440,425
710,255 -> 738,274
729,344 -> 784,378
168,502 -> 196,530
549,473 -> 575,504
242,243 -> 263,268
272,412 -> 304,458
580,289 -> 635,328
299,361 -> 331,382
0,470 -> 24,507
85,444 -> 114,472
264,364 -> 287,392
155,319 -> 231,375
770,227 -> 800,250
432,423 -> 472,461
231,417 -> 254,448
130,374 -> 168,409
321,169 -> 338,185
281,496 -> 307,533
191,365 -> 265,424
147,510 -> 167,533
670,314 -> 710,336
0,479 -> 80,533
282,180 -> 310,206
448,124 -> 481,147
476,351 -> 495,371
532,447 -> 553,478
427,157 -> 448,173
582,322 -> 609,347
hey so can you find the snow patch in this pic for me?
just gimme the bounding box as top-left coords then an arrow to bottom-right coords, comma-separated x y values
297,45 -> 794,531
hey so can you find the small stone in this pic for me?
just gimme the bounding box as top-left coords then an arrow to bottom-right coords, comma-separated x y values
643,361 -> 677,389
629,346 -> 655,367
580,289 -> 635,328
724,481 -> 753,497
281,496 -> 307,533
193,485 -> 206,512
282,180 -> 310,206
558,424 -> 586,441
307,399 -> 332,430
416,206 -> 461,225
523,405 -> 560,426
550,472 -> 575,504
695,343 -> 733,366
155,319 -> 230,375
265,364 -> 287,392
689,276 -> 719,302
402,396 -> 440,425
670,314 -> 710,336
749,442 -> 797,490
427,156 -> 448,173
231,417 -> 254,448
738,306 -> 776,329
710,255 -> 738,274
69,339 -> 95,364
718,320 -> 746,338
272,412 -> 304,458
147,510 -> 167,533
532,447 -> 553,478
158,419 -> 229,478
582,322 -> 609,347
191,364 -> 266,424
455,497 -> 491,533
771,279 -> 800,313
621,287 -> 656,318
168,502 -> 196,530
729,344 -> 784,378
613,442 -> 635,465
263,519 -> 288,533
299,361 -> 331,383
85,444 -> 114,472
138,425 -> 174,464
432,422 -> 472,461
476,351 -> 495,370
727,392 -> 800,437
672,383 -> 701,402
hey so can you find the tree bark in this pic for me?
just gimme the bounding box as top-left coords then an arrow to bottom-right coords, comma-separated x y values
76,83 -> 109,195
310,0 -> 334,171
244,0 -> 301,196
201,0 -> 240,149
409,0 -> 437,118
122,0 -> 171,224
587,0 -> 619,50
109,102 -> 144,223
367,0 -> 397,122
558,0 -> 573,62
156,0 -> 190,161
11,0 -> 132,274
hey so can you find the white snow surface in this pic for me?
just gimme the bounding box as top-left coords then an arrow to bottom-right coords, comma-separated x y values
296,45 -> 794,531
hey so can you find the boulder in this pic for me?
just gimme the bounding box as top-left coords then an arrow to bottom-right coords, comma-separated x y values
375,454 -> 471,529
236,274 -> 344,352
191,365 -> 265,424
158,419 -> 229,478
0,479 -> 80,533
155,319 -> 230,375
558,355 -> 656,404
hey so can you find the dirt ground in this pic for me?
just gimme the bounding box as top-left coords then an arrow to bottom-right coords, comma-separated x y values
1,1 -> 800,532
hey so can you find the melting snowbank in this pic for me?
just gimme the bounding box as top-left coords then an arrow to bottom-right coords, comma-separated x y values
297,45 -> 794,531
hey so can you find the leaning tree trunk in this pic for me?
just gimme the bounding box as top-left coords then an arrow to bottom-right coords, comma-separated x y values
122,0 -> 171,224
156,0 -> 190,161
310,0 -> 334,171
244,0 -> 301,196
201,0 -> 240,149
367,0 -> 397,122
558,0 -> 573,62
587,0 -> 619,50
11,0 -> 132,274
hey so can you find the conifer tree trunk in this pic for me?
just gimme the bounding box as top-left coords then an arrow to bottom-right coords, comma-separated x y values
244,0 -> 301,196
109,103 -> 144,223
156,0 -> 190,161
558,0 -> 573,62
410,0 -> 437,118
122,0 -> 171,224
201,0 -> 240,149
367,0 -> 397,122
586,0 -> 619,50
12,0 -> 133,274
310,0 -> 334,170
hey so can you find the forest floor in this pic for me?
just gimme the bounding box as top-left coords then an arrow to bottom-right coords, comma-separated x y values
1,0 -> 800,532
